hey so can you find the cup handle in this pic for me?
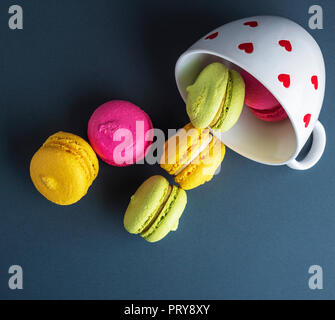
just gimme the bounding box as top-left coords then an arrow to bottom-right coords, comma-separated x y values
287,121 -> 326,170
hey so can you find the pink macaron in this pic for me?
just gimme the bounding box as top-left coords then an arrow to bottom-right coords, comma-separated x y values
88,100 -> 153,166
240,70 -> 288,122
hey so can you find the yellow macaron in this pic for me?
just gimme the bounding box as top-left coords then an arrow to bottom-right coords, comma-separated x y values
160,123 -> 225,190
174,136 -> 225,190
30,132 -> 99,205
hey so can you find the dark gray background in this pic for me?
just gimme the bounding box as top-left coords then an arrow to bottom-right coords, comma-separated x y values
0,0 -> 334,299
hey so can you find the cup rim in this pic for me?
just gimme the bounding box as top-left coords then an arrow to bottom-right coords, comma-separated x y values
175,48 -> 301,164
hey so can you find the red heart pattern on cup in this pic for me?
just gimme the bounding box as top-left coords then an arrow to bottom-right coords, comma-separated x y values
204,20 -> 321,129
311,75 -> 318,90
303,113 -> 311,128
278,74 -> 291,88
205,32 -> 218,40
278,40 -> 292,52
238,20 -> 321,128
238,42 -> 254,54
244,21 -> 258,28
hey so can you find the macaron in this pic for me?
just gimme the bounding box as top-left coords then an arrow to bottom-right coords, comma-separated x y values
88,100 -> 153,166
186,62 -> 245,132
124,175 -> 187,243
160,123 -> 226,190
248,104 -> 288,122
240,69 -> 288,122
30,132 -> 99,205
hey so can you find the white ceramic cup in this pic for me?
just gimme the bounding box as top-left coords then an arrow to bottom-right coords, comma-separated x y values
175,16 -> 326,170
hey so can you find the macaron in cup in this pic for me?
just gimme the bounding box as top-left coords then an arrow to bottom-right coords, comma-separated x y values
175,16 -> 326,170
240,69 -> 288,122
186,62 -> 245,133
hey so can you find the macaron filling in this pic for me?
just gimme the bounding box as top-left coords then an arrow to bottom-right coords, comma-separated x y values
174,136 -> 225,189
174,134 -> 212,176
140,186 -> 179,239
138,185 -> 172,234
161,125 -> 210,175
211,72 -> 233,129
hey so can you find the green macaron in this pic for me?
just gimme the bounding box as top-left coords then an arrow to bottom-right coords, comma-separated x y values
123,175 -> 187,243
186,62 -> 245,132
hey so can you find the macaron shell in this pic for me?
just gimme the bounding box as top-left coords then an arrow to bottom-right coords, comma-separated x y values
240,69 -> 280,110
240,70 -> 288,122
186,63 -> 229,128
44,132 -> 99,181
248,105 -> 288,122
142,187 -> 187,243
123,175 -> 170,234
212,70 -> 245,132
160,123 -> 210,175
175,137 -> 225,190
30,132 -> 99,205
30,146 -> 90,205
88,100 -> 153,166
